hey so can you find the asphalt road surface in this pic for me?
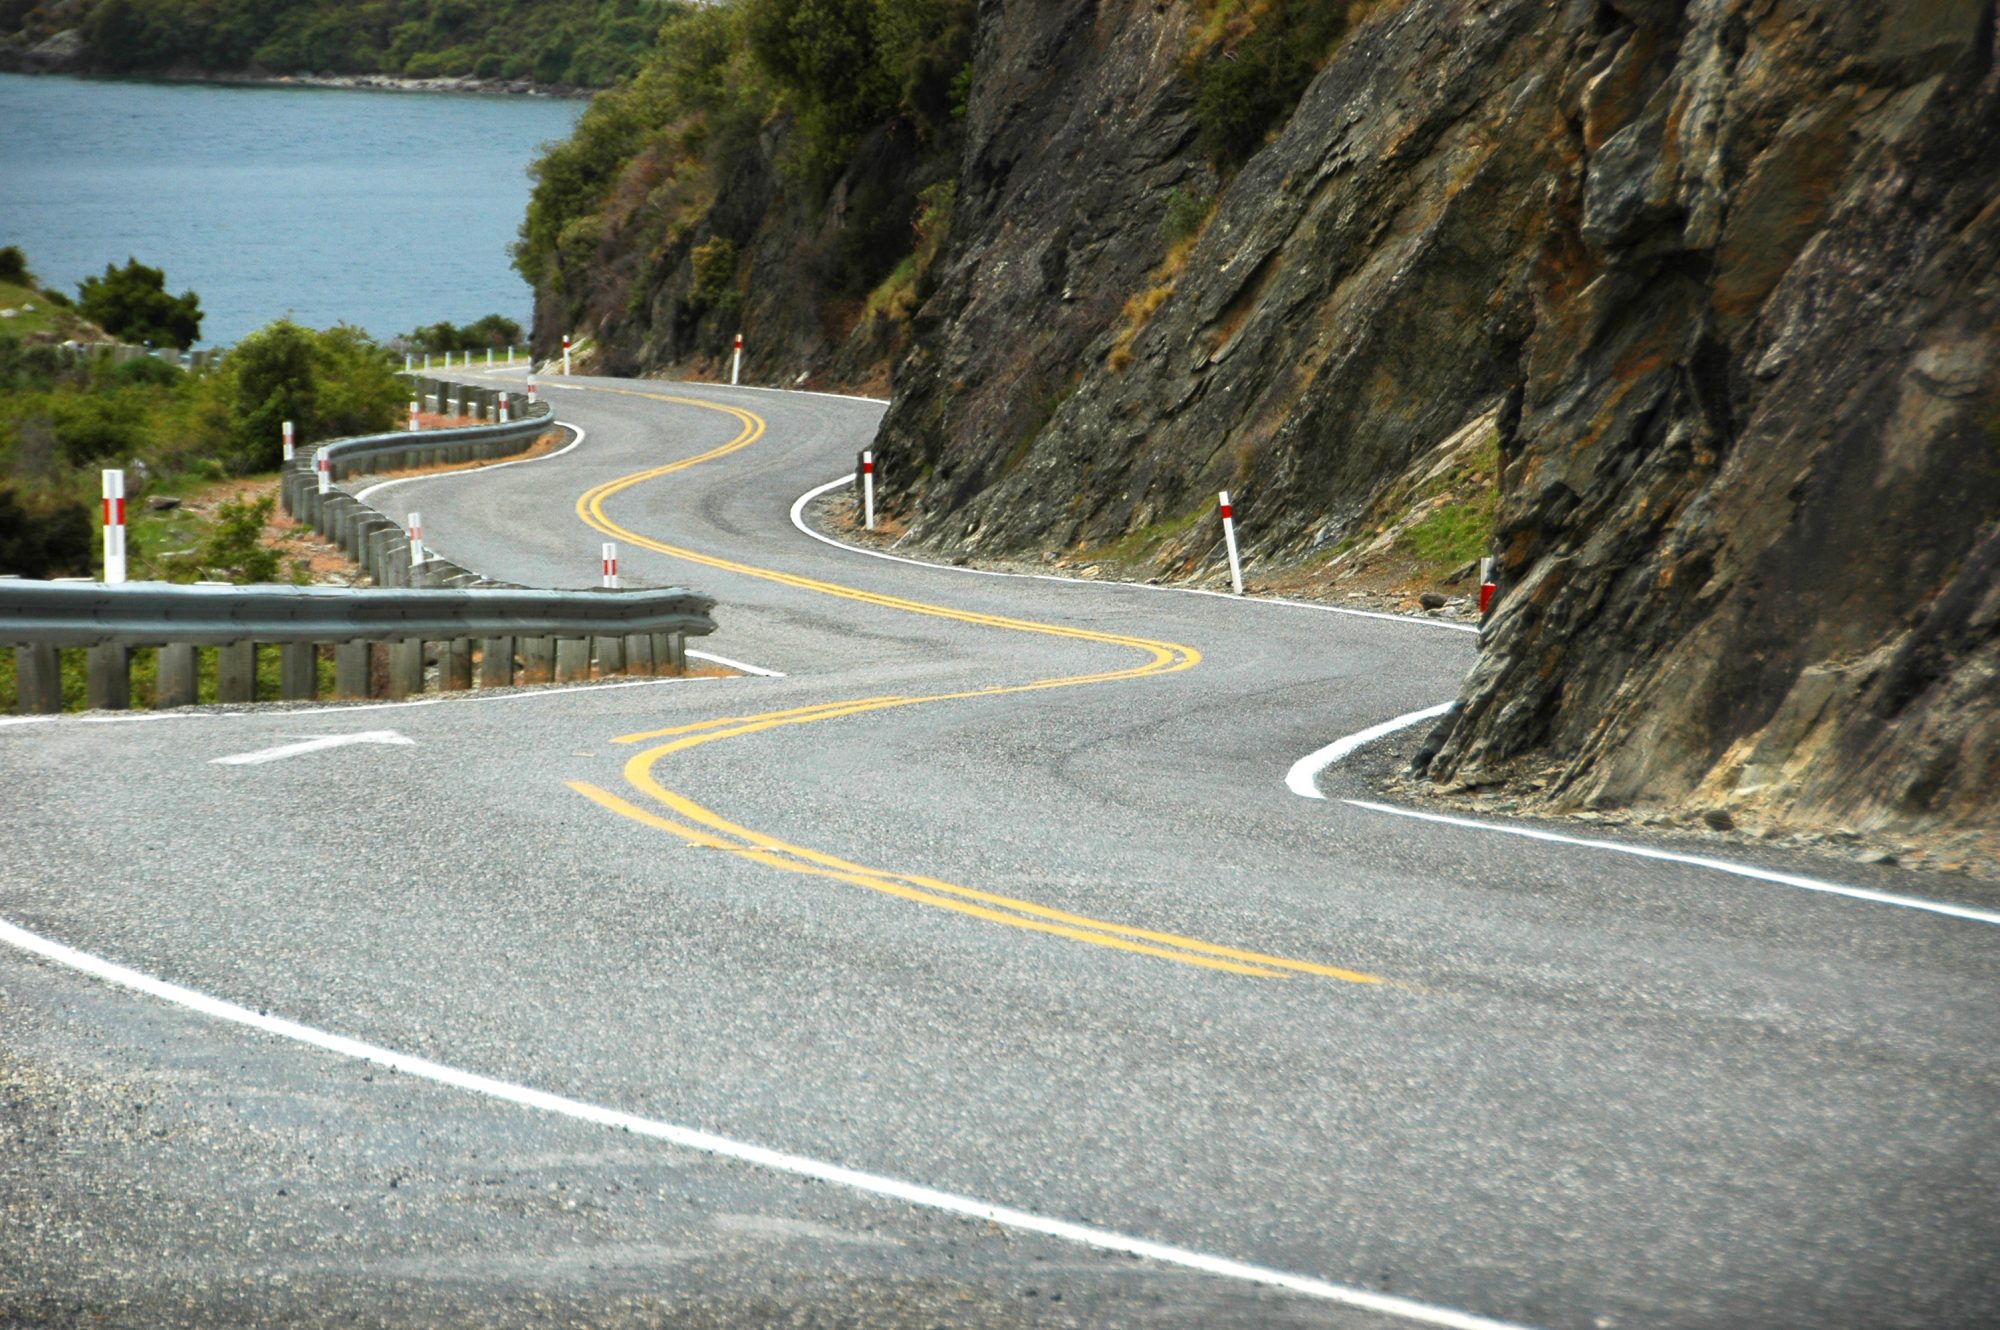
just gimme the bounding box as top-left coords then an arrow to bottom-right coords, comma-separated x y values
3,374 -> 1995,1330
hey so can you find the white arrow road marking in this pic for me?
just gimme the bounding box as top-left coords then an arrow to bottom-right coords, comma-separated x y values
210,730 -> 416,766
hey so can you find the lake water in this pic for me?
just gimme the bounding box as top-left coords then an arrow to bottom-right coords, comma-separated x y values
0,73 -> 583,347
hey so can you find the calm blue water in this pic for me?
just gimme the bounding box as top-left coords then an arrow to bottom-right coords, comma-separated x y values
0,73 -> 583,347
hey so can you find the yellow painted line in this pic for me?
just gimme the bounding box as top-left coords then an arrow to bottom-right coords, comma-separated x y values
562,388 -> 1384,986
569,783 -> 1292,979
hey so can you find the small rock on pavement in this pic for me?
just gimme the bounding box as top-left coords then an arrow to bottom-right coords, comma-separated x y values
1703,809 -> 1736,831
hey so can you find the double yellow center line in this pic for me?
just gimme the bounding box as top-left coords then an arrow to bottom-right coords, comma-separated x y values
564,388 -> 1383,984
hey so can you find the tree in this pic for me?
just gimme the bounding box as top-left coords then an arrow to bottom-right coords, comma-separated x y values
76,258 -> 203,349
217,319 -> 402,471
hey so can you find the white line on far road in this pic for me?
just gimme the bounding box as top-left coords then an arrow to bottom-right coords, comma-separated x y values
0,914 -> 1537,1330
211,730 -> 415,766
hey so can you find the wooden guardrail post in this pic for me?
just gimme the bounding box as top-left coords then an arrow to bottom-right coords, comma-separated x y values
480,637 -> 514,688
16,645 -> 62,713
216,642 -> 256,703
334,642 -> 371,699
281,643 -> 318,701
388,639 -> 424,698
157,643 -> 197,707
85,644 -> 130,710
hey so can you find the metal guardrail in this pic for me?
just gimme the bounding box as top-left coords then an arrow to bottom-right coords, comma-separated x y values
6,383 -> 723,715
0,581 -> 715,647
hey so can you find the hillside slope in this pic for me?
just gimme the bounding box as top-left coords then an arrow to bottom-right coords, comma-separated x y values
867,0 -> 1998,857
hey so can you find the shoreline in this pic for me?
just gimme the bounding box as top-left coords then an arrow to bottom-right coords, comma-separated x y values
0,61 -> 593,100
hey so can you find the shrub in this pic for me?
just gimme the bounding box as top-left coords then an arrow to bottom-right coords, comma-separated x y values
215,320 -> 402,471
0,245 -> 27,286
76,258 -> 203,350
1185,1 -> 1352,169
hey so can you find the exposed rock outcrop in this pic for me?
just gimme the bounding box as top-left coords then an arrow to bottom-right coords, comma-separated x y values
872,0 -> 1999,854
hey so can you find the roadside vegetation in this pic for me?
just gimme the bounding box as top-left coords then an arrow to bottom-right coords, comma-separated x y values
514,0 -> 973,360
4,0 -> 670,88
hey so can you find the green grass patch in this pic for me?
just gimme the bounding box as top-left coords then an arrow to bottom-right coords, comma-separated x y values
1396,494 -> 1497,569
1080,504 -> 1208,564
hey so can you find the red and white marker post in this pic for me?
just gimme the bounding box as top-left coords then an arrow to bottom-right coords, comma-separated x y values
101,469 -> 126,584
601,542 -> 619,589
408,398 -> 420,431
527,374 -> 537,405
731,332 -> 743,386
862,450 -> 876,530
407,512 -> 425,567
562,333 -> 571,376
1218,490 -> 1244,595
1478,557 -> 1497,619
315,449 -> 331,496
282,419 -> 295,463
486,347 -> 494,368
498,393 -> 510,423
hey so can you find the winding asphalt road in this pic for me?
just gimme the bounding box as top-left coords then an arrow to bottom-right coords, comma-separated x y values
2,376 -> 1996,1330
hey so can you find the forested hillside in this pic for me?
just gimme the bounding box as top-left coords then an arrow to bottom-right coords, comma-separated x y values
511,0 -> 973,383
0,0 -> 668,88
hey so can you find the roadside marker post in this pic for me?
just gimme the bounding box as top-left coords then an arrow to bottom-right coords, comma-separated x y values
101,469 -> 126,585
498,394 -> 510,423
282,420 -> 295,463
563,334 -> 572,376
862,451 -> 876,530
404,353 -> 413,373
731,332 -> 743,386
508,344 -> 515,364
527,375 -> 538,405
1478,557 -> 1497,621
1219,491 -> 1244,595
602,543 -> 619,589
407,512 -> 425,567
409,399 -> 420,432
487,347 -> 494,368
315,449 -> 330,496
423,353 -> 431,371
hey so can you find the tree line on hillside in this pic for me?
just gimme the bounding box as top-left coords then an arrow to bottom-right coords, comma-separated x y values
511,0 -> 1360,368
2,0 -> 668,87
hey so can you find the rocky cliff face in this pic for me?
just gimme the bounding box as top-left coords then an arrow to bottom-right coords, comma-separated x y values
873,0 -> 1999,856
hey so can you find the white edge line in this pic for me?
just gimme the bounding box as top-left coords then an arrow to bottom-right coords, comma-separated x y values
1286,703 -> 1456,800
0,915 -> 1534,1330
687,648 -> 785,678
789,478 -> 1480,635
353,422 -> 586,502
1343,799 -> 2000,928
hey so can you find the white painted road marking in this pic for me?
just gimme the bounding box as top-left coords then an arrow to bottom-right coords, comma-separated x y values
0,914 -> 1539,1330
211,730 -> 416,766
1287,702 -> 1455,799
1345,799 -> 2000,928
788,477 -> 1480,633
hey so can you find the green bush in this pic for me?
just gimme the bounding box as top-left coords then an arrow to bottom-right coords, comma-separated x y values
215,320 -> 403,471
0,245 -> 27,286
1186,1 -> 1351,169
76,258 -> 203,350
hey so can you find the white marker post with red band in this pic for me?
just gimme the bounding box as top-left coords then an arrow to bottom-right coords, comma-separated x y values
1478,557 -> 1497,620
409,398 -> 420,431
282,420 -> 295,463
601,543 -> 619,589
407,513 -> 424,567
498,394 -> 510,423
316,449 -> 331,496
1218,491 -> 1244,595
562,333 -> 571,377
862,451 -> 876,530
527,375 -> 537,405
731,332 -> 743,386
101,469 -> 126,584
